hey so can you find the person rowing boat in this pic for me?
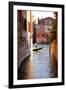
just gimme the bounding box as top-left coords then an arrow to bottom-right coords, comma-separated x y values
33,43 -> 43,51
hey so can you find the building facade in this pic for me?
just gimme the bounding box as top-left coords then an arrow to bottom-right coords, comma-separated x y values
17,10 -> 32,68
35,17 -> 54,44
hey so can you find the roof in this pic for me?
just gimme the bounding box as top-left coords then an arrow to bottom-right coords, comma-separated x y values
38,17 -> 54,24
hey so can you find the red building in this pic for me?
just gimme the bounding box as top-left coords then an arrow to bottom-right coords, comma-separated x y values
35,17 -> 54,44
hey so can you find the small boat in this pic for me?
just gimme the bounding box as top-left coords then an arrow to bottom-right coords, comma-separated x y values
33,47 -> 43,51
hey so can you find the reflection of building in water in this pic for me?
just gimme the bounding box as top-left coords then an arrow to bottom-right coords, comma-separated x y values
17,10 -> 32,68
35,17 -> 54,44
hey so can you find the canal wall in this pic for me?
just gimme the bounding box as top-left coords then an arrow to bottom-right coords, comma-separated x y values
50,40 -> 58,63
18,47 -> 31,68
49,40 -> 58,77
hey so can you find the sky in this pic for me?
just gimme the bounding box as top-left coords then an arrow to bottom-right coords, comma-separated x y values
32,11 -> 55,24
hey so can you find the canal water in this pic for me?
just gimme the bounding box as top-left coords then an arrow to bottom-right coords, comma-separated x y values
18,44 -> 58,80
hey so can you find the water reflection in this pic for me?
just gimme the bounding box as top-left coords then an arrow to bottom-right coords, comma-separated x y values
18,44 -> 58,80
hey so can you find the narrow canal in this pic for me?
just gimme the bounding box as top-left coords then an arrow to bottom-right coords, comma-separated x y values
18,44 -> 58,80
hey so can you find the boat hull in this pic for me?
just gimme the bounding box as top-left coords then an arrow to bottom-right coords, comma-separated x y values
33,48 -> 43,51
